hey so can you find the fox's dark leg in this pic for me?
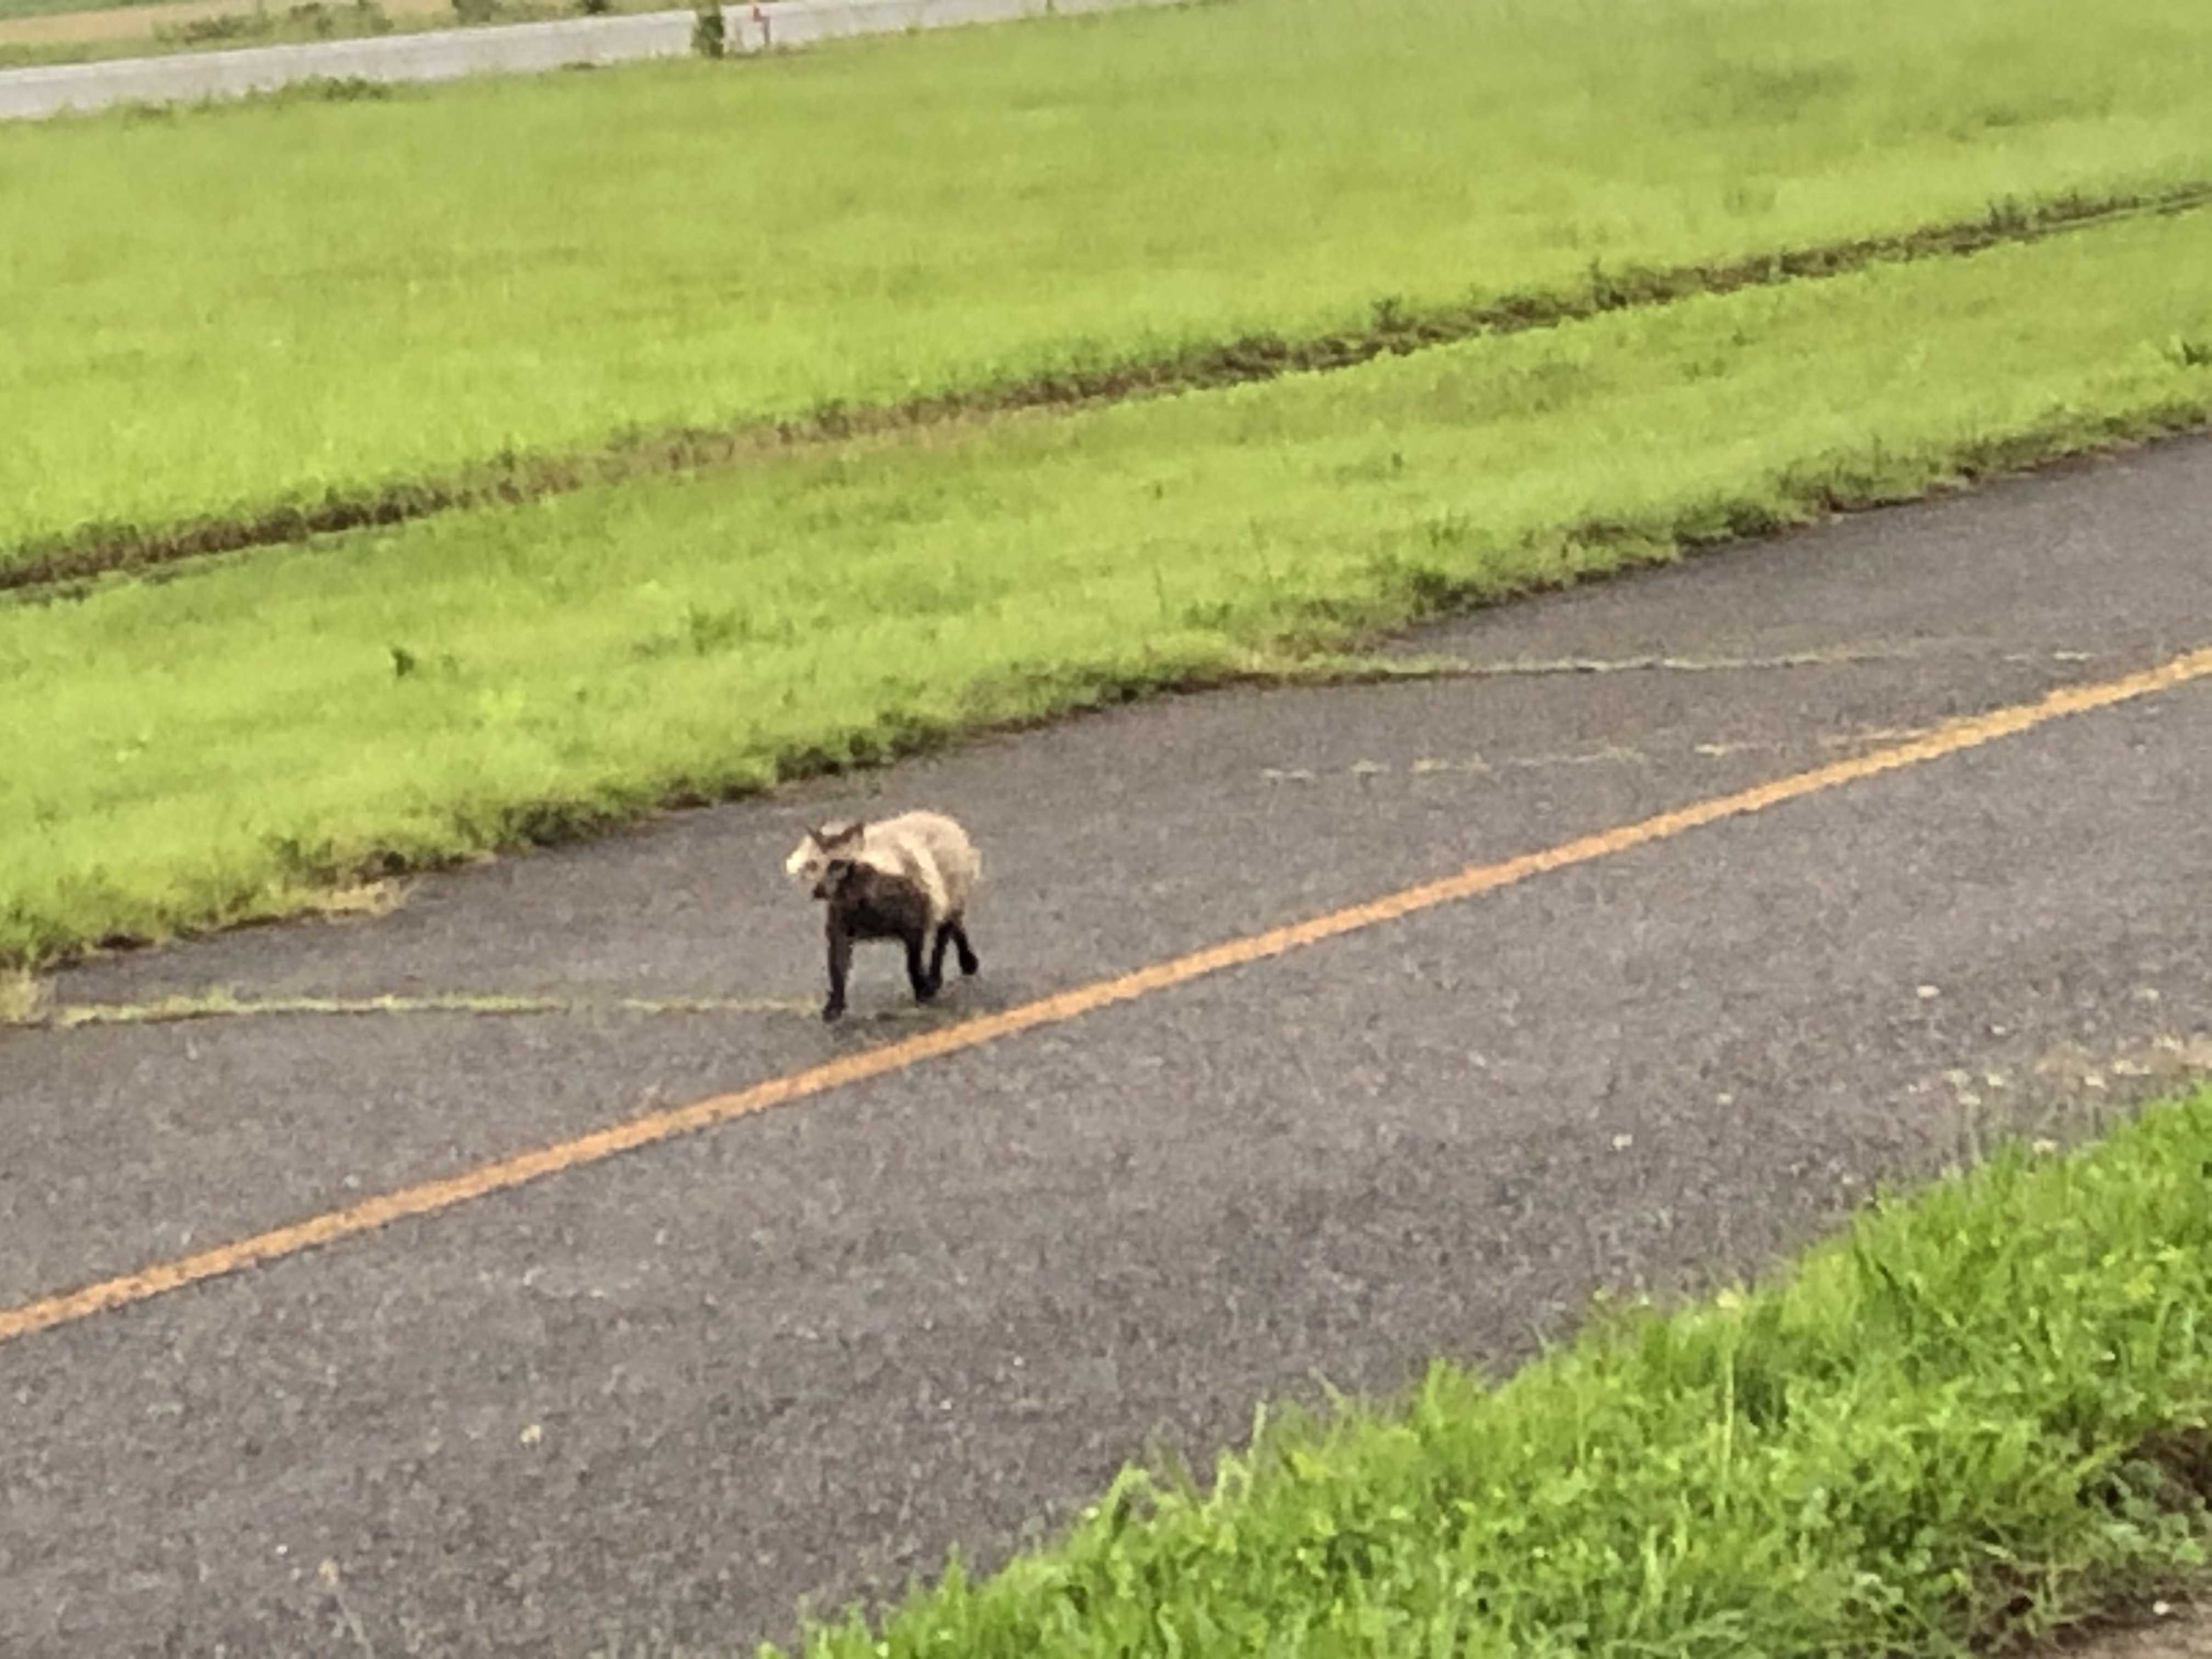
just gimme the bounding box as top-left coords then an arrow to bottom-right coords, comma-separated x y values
946,918 -> 980,977
927,923 -> 954,988
822,918 -> 852,1022
905,928 -> 938,1001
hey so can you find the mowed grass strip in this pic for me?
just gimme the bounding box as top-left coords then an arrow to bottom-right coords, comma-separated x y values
5,0 -> 2212,556
12,180 -> 2211,599
766,1087 -> 2212,1657
6,210 -> 2212,968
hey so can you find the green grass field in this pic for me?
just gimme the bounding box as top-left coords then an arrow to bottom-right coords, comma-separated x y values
4,0 -> 2210,560
6,206 -> 2209,969
768,1084 -> 2212,1656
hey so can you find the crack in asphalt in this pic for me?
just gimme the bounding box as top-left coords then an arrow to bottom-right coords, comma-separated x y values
1259,714 -> 1967,786
5,987 -> 827,1032
1376,643 -> 2097,680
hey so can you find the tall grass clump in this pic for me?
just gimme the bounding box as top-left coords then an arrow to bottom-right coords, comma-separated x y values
765,1088 -> 2212,1657
4,0 -> 2211,555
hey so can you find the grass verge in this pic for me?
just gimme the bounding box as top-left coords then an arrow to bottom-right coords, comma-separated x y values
4,208 -> 2211,969
11,180 -> 2211,597
760,1086 -> 2212,1657
5,0 -> 2211,557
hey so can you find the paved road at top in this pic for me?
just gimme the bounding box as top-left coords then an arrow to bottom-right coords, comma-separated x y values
0,0 -> 1163,122
3,436 -> 2211,1655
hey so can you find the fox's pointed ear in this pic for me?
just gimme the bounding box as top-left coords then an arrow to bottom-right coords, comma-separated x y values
819,820 -> 864,851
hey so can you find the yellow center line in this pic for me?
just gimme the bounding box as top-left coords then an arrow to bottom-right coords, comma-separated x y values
5,643 -> 2209,1350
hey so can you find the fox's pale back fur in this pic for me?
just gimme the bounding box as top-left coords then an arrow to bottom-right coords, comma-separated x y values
783,809 -> 984,1021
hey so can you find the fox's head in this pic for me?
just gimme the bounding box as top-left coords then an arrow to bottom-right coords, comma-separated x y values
783,820 -> 866,901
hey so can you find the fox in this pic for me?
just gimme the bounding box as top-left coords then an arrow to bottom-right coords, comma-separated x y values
782,809 -> 983,1022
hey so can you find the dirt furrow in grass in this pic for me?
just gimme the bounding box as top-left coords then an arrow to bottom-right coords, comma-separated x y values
8,179 -> 2210,605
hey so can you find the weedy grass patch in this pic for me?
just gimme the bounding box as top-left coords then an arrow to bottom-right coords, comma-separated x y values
4,208 -> 2211,968
0,0 -> 192,21
3,0 -> 2210,557
760,1086 -> 2212,1658
0,0 -> 613,66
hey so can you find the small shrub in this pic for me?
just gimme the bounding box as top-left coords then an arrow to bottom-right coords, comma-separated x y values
161,5 -> 274,44
244,75 -> 394,107
691,0 -> 726,58
309,75 -> 392,100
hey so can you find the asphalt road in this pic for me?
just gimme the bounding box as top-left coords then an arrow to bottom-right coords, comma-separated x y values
0,0 -> 1162,122
2091,1601 -> 2212,1659
3,435 -> 2210,1655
